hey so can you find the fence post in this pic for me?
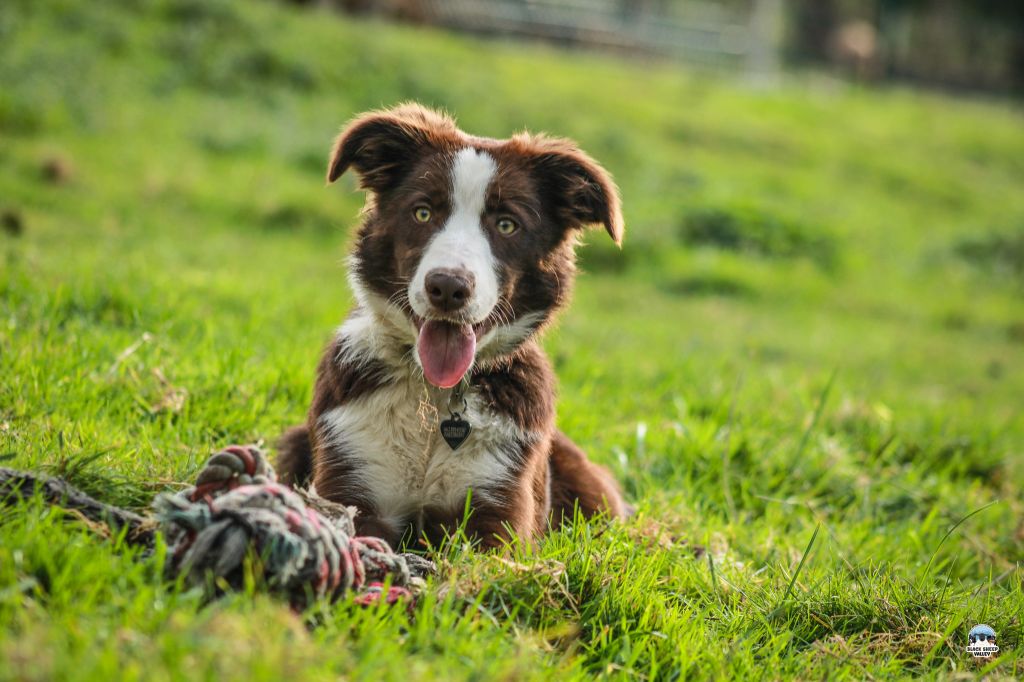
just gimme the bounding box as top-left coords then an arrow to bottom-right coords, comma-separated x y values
747,0 -> 782,86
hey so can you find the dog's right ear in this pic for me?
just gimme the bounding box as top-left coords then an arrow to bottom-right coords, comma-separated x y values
327,103 -> 460,192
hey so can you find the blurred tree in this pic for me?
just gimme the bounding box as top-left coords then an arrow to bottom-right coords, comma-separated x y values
965,0 -> 1024,91
788,0 -> 841,62
787,0 -> 1023,92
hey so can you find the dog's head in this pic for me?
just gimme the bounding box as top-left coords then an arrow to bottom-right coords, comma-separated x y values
329,103 -> 623,388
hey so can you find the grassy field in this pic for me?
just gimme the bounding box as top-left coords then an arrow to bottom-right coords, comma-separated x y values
2,0 -> 1023,678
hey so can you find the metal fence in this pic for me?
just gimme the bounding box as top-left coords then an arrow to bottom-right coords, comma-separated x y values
415,0 -> 780,72
329,0 -> 1023,92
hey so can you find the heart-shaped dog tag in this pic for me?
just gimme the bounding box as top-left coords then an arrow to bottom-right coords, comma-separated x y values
440,416 -> 471,450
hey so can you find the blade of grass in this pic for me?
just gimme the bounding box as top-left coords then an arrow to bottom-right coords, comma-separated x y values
919,500 -> 999,588
770,523 -> 820,619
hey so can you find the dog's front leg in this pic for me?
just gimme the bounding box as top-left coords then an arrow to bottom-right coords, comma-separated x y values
462,488 -> 540,551
463,504 -> 515,550
353,514 -> 404,548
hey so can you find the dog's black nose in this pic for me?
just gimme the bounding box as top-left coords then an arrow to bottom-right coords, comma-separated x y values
425,269 -> 474,312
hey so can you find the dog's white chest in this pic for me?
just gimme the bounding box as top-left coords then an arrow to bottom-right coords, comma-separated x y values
317,375 -> 517,526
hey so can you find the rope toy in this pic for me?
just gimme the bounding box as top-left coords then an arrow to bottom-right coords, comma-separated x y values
154,445 -> 434,608
0,447 -> 435,610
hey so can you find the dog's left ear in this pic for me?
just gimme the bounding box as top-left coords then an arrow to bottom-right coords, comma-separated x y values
521,136 -> 624,246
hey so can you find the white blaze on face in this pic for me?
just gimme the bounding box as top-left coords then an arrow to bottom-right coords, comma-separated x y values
409,147 -> 499,323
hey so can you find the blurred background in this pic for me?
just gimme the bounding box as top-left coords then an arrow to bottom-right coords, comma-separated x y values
314,0 -> 1024,93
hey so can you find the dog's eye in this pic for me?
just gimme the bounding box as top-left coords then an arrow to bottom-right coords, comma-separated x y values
413,207 -> 432,223
496,217 -> 518,235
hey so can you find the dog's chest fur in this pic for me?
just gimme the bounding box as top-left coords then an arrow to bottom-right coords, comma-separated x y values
313,316 -> 533,530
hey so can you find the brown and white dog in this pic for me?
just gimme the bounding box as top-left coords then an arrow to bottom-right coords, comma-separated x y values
277,103 -> 628,549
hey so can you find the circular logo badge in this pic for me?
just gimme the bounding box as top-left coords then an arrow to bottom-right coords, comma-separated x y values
966,624 -> 998,659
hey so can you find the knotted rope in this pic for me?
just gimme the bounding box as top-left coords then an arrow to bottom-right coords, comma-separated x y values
154,445 -> 434,608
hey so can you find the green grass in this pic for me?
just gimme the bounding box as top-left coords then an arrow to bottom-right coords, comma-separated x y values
2,0 -> 1023,678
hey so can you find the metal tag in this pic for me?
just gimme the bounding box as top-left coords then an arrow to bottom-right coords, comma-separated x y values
440,416 -> 471,450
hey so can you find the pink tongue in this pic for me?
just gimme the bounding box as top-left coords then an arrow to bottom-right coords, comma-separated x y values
417,320 -> 477,388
